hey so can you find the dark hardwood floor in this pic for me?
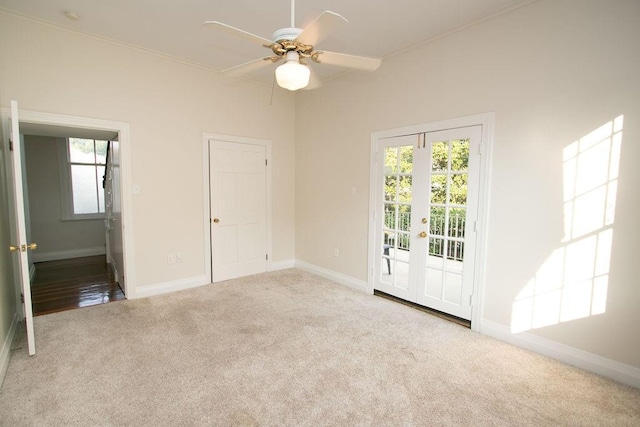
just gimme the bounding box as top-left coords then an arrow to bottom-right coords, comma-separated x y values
31,255 -> 125,316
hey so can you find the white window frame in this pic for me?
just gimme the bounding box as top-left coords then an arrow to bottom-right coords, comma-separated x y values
57,138 -> 107,221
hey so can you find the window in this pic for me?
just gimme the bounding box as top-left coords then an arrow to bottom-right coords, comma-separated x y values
58,138 -> 108,219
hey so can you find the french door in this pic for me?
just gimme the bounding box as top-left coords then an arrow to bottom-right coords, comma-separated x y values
373,125 -> 482,320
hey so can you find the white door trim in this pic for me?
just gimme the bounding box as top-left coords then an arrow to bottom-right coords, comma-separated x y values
1,107 -> 136,298
202,133 -> 272,284
368,113 -> 494,331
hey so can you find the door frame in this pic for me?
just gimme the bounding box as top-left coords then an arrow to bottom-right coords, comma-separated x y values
202,133 -> 272,283
368,113 -> 494,331
1,106 -> 136,299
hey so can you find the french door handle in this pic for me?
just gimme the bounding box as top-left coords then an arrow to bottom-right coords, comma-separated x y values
9,245 -> 20,252
419,231 -> 427,238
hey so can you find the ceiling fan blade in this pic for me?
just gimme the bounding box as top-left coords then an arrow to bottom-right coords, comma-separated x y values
296,11 -> 348,46
313,51 -> 382,71
302,66 -> 322,90
223,57 -> 281,77
203,21 -> 273,47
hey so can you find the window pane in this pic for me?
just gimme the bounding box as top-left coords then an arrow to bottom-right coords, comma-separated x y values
95,140 -> 108,164
71,165 -> 98,214
69,138 -> 96,164
97,165 -> 106,213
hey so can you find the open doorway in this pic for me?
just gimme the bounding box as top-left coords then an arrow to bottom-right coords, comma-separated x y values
4,108 -> 134,313
22,130 -> 124,315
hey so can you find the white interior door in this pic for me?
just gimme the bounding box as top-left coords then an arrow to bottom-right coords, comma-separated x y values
8,100 -> 36,355
209,140 -> 267,282
374,126 -> 482,320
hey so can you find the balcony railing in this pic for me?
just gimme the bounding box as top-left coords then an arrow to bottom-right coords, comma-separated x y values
384,211 -> 465,262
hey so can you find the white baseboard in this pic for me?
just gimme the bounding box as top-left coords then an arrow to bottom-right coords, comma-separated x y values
269,259 -> 295,271
0,311 -> 18,389
295,260 -> 369,294
481,319 -> 640,389
109,260 -> 119,284
32,247 -> 106,263
135,275 -> 210,299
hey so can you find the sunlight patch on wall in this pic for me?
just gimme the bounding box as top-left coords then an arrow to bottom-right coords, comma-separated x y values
511,116 -> 623,333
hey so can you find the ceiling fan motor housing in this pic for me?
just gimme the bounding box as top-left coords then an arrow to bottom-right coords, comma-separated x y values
272,27 -> 302,43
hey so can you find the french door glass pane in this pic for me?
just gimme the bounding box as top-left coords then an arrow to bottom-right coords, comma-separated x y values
451,139 -> 470,171
429,206 -> 445,236
431,141 -> 448,171
384,176 -> 397,202
449,174 -> 468,204
430,174 -> 446,204
448,208 -> 466,238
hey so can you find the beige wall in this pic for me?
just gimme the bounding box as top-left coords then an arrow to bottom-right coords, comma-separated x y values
0,11 -> 296,289
296,0 -> 640,368
24,136 -> 106,259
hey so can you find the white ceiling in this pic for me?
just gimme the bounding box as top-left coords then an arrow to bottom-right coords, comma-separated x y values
0,0 -> 532,85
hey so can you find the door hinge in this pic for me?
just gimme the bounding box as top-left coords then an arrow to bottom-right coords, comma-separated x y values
266,254 -> 269,261
265,159 -> 268,166
9,139 -> 14,151
21,293 -> 24,303
469,294 -> 473,305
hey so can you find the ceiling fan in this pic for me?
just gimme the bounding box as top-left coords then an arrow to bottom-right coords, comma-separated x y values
204,0 -> 382,91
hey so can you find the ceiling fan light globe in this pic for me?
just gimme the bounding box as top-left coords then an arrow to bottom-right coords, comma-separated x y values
275,61 -> 310,91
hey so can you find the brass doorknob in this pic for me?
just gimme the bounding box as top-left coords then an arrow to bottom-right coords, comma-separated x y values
26,243 -> 37,251
9,245 -> 20,252
419,231 -> 427,238
213,218 -> 220,224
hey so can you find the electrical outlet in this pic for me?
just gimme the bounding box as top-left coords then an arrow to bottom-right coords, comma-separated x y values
167,254 -> 175,264
176,253 -> 183,263
334,248 -> 339,258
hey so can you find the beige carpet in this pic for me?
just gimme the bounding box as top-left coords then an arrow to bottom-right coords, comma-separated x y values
1,269 -> 639,426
